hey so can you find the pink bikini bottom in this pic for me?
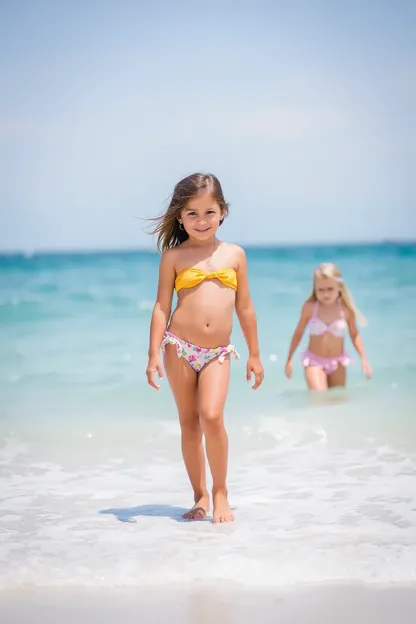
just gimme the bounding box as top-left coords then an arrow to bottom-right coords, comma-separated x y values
161,330 -> 240,372
301,349 -> 353,375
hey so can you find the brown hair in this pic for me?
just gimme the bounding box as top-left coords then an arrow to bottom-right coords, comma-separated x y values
149,173 -> 229,253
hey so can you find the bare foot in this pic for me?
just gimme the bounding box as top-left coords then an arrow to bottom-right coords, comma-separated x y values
182,493 -> 210,521
213,490 -> 234,523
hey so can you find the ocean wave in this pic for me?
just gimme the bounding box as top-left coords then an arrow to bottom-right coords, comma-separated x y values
0,425 -> 415,590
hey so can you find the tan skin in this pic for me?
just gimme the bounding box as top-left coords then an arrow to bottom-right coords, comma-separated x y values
285,276 -> 372,392
146,193 -> 264,522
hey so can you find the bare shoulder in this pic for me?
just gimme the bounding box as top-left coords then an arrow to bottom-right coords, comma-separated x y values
163,244 -> 190,259
341,303 -> 354,321
227,243 -> 245,256
160,247 -> 175,262
302,301 -> 315,318
160,247 -> 181,271
222,243 -> 246,268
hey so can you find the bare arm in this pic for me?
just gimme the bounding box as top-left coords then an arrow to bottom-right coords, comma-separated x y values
235,248 -> 259,357
346,308 -> 372,378
346,310 -> 367,360
286,303 -> 311,364
148,250 -> 176,357
235,247 -> 263,389
146,251 -> 176,390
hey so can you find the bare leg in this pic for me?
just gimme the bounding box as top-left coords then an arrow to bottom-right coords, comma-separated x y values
198,356 -> 233,523
327,364 -> 347,388
164,345 -> 209,520
305,366 -> 328,392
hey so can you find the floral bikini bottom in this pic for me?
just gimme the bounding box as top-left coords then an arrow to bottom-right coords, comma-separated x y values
161,330 -> 240,372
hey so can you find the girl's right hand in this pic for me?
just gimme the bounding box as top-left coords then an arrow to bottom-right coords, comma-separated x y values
285,360 -> 293,379
146,356 -> 164,390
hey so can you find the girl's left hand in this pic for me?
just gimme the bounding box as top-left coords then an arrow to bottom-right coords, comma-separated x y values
362,359 -> 372,379
246,356 -> 264,390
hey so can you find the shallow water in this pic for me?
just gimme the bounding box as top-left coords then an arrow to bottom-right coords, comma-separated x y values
1,243 -> 415,588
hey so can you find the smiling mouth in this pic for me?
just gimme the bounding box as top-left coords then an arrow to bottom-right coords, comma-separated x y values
195,228 -> 210,233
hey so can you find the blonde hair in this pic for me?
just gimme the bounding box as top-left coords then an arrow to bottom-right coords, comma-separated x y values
306,262 -> 367,326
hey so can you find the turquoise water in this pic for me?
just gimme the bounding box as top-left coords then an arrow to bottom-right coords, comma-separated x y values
1,243 -> 415,588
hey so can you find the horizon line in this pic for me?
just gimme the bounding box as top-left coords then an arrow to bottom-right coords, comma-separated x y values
1,238 -> 415,257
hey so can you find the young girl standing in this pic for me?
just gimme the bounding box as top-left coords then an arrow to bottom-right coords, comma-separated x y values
146,173 -> 264,523
285,263 -> 372,392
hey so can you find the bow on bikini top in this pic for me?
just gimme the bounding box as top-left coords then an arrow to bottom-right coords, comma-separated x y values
308,302 -> 347,338
174,267 -> 238,292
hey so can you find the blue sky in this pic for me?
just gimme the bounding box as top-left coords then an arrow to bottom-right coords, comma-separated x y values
0,0 -> 415,251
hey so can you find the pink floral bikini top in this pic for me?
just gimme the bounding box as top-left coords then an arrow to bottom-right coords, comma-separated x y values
308,301 -> 347,338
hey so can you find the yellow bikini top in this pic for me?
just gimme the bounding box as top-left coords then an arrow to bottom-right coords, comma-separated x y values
175,267 -> 238,292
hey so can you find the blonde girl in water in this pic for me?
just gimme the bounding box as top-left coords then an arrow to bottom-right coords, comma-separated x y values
285,263 -> 372,392
146,173 -> 264,523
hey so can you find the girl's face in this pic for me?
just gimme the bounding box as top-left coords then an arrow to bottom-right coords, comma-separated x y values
314,276 -> 340,305
179,193 -> 223,241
